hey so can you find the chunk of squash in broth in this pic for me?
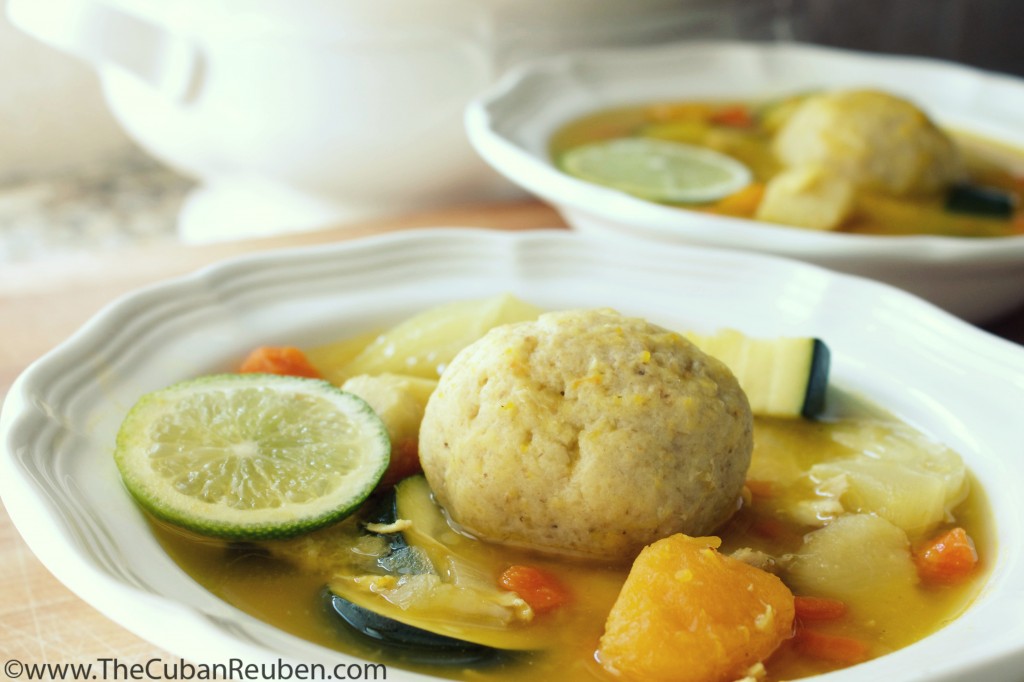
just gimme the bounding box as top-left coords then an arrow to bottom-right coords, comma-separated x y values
598,534 -> 794,682
341,294 -> 543,380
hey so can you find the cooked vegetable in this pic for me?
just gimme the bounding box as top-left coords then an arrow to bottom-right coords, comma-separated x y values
810,421 -> 967,536
341,373 -> 437,487
327,592 -> 501,664
914,527 -> 979,586
792,628 -> 870,665
326,477 -> 546,653
709,104 -> 754,128
597,534 -> 794,682
685,329 -> 830,418
785,514 -> 918,619
327,573 -> 535,648
341,294 -> 542,380
945,183 -> 1015,219
271,485 -> 531,657
707,181 -> 765,218
238,346 -> 322,378
266,515 -> 400,578
306,330 -> 381,386
755,166 -> 856,230
498,566 -> 571,614
794,595 -> 849,622
393,475 -> 504,577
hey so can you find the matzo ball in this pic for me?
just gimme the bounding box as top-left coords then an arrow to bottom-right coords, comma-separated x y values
418,309 -> 752,562
773,89 -> 964,196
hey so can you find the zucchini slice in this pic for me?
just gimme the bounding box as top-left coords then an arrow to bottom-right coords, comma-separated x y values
685,329 -> 830,419
327,592 -> 502,665
945,183 -> 1015,219
326,477 -> 546,654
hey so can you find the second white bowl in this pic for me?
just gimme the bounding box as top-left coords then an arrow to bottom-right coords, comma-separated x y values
466,41 -> 1024,323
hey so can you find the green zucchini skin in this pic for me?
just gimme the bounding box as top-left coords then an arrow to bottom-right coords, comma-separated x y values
326,592 -> 502,665
945,184 -> 1015,219
363,489 -> 409,553
685,330 -> 832,419
801,339 -> 830,419
325,486 -> 510,664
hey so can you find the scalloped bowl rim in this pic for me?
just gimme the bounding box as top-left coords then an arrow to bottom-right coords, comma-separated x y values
2,228 -> 1024,681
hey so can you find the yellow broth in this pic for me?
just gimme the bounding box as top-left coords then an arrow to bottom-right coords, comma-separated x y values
550,99 -> 1024,238
152,415 -> 991,682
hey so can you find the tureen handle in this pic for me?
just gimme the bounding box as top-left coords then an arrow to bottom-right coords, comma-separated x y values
7,0 -> 202,102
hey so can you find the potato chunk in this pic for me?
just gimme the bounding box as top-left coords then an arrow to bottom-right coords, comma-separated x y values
810,421 -> 967,537
785,514 -> 917,625
341,293 -> 542,379
755,166 -> 855,230
598,534 -> 794,682
341,373 -> 437,486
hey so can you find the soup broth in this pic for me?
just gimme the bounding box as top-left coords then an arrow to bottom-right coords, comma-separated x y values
128,298 -> 992,682
153,414 -> 991,682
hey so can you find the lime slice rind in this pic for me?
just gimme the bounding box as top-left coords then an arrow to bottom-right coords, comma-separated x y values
114,374 -> 391,540
559,138 -> 752,204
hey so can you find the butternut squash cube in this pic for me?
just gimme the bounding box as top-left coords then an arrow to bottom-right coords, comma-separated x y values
598,534 -> 794,682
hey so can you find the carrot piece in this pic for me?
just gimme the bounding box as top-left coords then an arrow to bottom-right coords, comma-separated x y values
744,479 -> 775,500
793,627 -> 870,665
794,596 -> 848,622
378,440 -> 422,489
239,346 -> 322,379
707,182 -> 765,218
498,565 -> 571,613
710,104 -> 754,128
914,527 -> 979,586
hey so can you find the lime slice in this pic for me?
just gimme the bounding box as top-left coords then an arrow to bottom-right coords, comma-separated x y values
114,374 -> 390,539
559,138 -> 752,203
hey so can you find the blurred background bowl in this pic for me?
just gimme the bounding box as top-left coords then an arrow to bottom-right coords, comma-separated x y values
466,41 -> 1024,323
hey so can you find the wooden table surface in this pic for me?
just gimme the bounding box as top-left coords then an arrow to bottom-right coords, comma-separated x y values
2,199 -> 1023,668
